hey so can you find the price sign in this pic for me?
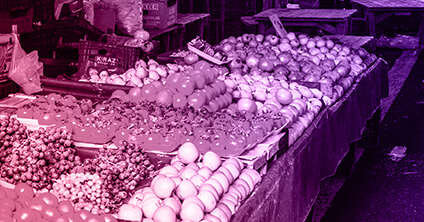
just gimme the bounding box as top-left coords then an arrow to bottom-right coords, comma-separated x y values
268,14 -> 287,38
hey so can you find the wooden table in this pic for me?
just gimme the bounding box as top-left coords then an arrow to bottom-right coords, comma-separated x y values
145,13 -> 210,53
253,8 -> 357,35
350,0 -> 424,40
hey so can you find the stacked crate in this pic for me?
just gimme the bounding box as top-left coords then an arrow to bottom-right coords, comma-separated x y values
0,0 -> 34,34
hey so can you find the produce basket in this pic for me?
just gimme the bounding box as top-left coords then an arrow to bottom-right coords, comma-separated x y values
99,34 -> 160,59
68,40 -> 142,75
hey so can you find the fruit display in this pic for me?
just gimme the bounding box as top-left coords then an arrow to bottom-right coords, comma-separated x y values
0,27 -> 380,221
118,142 -> 261,222
51,141 -> 156,214
94,96 -> 286,156
0,115 -> 80,190
0,182 -> 117,222
213,32 -> 376,145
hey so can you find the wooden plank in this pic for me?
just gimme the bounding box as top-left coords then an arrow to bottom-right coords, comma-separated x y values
351,0 -> 424,10
176,13 -> 210,26
253,9 -> 357,21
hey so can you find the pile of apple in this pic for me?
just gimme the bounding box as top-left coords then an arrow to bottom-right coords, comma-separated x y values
118,142 -> 261,222
0,183 -> 117,222
84,58 -> 184,87
214,32 -> 377,144
106,58 -> 231,111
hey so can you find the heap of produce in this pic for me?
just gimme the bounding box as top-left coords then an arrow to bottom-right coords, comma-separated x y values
0,183 -> 117,221
51,141 -> 156,214
117,142 -> 261,222
0,116 -> 80,190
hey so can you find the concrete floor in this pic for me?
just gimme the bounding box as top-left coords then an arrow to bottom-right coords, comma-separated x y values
312,46 -> 424,222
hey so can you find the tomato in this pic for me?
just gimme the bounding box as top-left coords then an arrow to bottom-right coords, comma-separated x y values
38,192 -> 58,207
14,183 -> 34,199
16,108 -> 33,119
206,100 -> 220,112
128,87 -> 143,101
113,129 -> 131,144
177,77 -> 196,96
166,72 -> 183,89
214,97 -> 227,109
202,68 -> 216,84
193,138 -> 211,154
53,216 -> 70,222
172,92 -> 188,109
184,53 -> 199,65
57,201 -> 74,215
53,110 -> 67,123
0,214 -> 13,222
200,88 -> 213,103
91,127 -> 109,138
46,93 -> 61,105
190,71 -> 206,89
141,84 -> 158,99
73,126 -> 91,138
210,138 -> 226,150
64,213 -> 83,222
187,91 -> 206,110
76,210 -> 92,221
181,135 -> 195,143
101,214 -> 118,222
193,60 -> 210,70
41,205 -> 61,221
226,134 -> 247,151
110,90 -> 127,100
0,198 -> 15,212
141,133 -> 163,145
13,208 -> 37,222
37,112 -> 56,125
27,199 -> 46,212
85,214 -> 104,222
155,90 -> 173,106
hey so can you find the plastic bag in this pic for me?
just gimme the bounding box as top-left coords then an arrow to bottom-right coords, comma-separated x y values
99,0 -> 143,35
7,34 -> 43,95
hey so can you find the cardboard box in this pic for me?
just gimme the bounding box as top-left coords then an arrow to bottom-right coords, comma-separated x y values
143,0 -> 177,29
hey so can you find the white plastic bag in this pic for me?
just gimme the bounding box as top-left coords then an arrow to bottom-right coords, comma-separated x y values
7,34 -> 43,95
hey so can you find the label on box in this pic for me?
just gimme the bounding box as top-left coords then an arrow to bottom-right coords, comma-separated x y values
94,56 -> 119,67
143,3 -> 160,10
268,14 -> 287,38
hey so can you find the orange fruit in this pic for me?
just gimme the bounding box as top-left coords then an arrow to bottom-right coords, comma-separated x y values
153,205 -> 176,222
176,180 -> 198,200
202,151 -> 222,171
275,88 -> 293,105
180,202 -> 204,222
177,142 -> 199,164
118,204 -> 143,221
152,177 -> 176,199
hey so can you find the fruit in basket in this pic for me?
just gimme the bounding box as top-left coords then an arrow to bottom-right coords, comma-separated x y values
184,53 -> 200,65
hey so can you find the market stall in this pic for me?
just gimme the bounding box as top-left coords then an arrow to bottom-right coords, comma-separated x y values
0,1 -> 392,221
